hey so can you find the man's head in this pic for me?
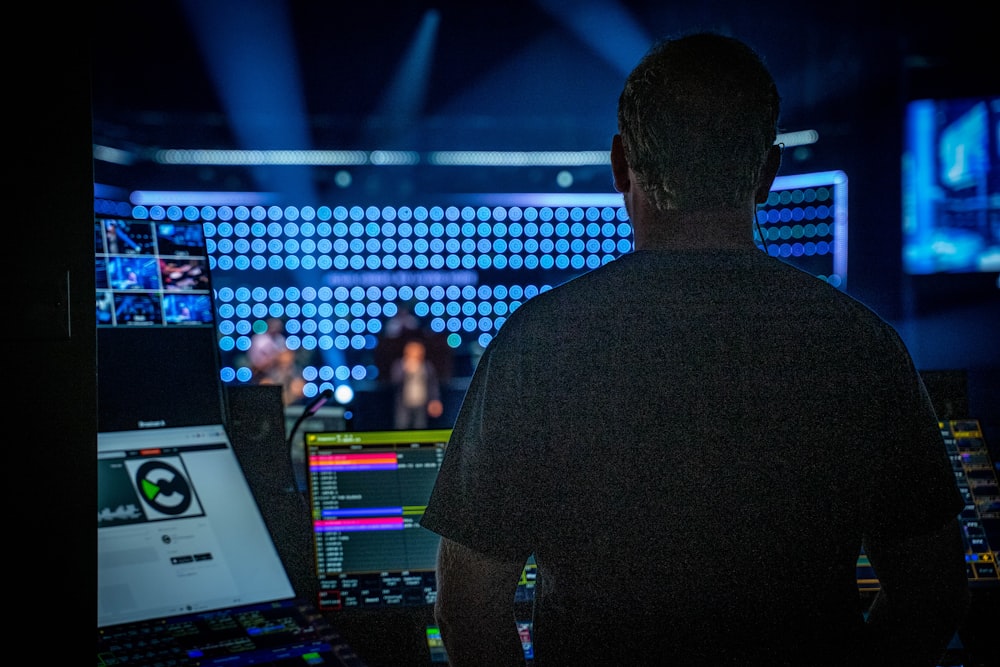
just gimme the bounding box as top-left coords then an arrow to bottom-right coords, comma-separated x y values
403,339 -> 427,361
615,32 -> 781,214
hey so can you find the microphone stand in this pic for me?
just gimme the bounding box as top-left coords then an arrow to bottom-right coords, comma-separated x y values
285,388 -> 334,495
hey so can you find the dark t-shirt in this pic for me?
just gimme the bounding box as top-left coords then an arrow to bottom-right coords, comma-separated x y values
421,248 -> 962,666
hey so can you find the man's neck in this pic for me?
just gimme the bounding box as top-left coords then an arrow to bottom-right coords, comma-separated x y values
632,207 -> 760,251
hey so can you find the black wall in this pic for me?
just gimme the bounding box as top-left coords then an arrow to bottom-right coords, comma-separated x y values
12,18 -> 96,661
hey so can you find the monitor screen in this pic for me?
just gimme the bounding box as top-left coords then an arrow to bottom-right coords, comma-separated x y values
902,95 -> 1000,275
303,428 -> 536,611
95,214 -> 224,431
96,217 -> 215,325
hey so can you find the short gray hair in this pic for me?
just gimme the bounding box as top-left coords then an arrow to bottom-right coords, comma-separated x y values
617,32 -> 781,212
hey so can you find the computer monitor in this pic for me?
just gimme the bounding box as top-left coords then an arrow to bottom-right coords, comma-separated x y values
95,214 -> 224,431
303,427 -> 536,612
902,95 -> 1000,276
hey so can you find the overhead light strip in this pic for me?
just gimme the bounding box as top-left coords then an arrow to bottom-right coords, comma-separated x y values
93,130 -> 817,168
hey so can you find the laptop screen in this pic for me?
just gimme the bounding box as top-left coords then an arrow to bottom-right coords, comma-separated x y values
97,424 -> 296,628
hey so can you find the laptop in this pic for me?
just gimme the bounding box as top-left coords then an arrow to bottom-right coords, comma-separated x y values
97,423 -> 367,666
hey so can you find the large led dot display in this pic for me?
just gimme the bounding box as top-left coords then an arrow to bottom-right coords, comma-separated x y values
120,172 -> 846,397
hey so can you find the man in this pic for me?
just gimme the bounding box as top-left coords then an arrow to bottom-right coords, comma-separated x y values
420,32 -> 969,666
391,338 -> 444,429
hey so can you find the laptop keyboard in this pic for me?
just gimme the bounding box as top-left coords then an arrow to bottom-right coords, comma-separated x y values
97,601 -> 366,666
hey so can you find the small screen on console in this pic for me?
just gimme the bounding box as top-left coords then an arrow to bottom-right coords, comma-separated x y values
303,428 -> 536,611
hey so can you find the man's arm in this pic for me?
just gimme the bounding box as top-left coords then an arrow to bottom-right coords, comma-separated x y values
864,516 -> 971,666
434,536 -> 528,667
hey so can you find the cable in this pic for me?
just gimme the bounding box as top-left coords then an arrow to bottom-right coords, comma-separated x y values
754,215 -> 769,255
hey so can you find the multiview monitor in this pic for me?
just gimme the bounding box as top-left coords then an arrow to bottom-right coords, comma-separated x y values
94,212 -> 224,431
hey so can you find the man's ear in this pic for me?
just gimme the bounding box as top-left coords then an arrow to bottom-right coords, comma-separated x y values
755,144 -> 782,204
611,134 -> 630,193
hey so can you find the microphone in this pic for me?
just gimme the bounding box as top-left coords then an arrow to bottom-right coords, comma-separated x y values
286,388 -> 335,495
304,388 -> 334,417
